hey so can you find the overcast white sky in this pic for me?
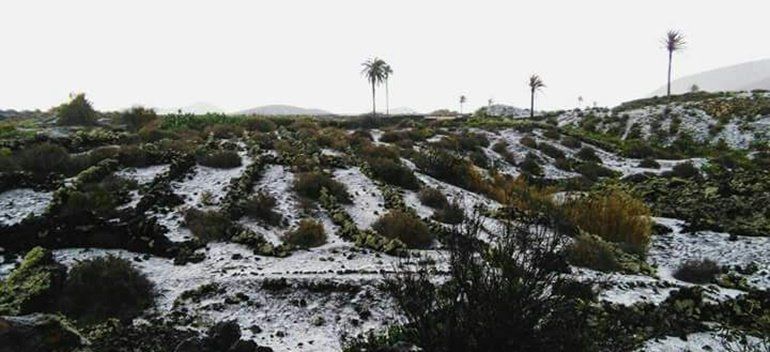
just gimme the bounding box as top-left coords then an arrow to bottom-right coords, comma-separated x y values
1,0 -> 768,114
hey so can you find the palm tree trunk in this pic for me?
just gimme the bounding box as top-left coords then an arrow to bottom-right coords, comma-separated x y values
530,89 -> 535,118
667,50 -> 673,97
371,81 -> 376,117
385,79 -> 390,116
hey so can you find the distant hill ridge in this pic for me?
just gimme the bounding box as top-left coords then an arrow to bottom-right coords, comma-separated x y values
237,104 -> 332,116
651,58 -> 770,96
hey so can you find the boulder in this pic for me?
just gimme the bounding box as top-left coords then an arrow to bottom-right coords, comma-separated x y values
0,314 -> 85,352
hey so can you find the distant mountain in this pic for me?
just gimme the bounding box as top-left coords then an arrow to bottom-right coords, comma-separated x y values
651,58 -> 770,96
237,105 -> 332,116
156,102 -> 225,115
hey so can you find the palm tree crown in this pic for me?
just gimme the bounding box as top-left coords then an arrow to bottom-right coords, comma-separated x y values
664,30 -> 686,52
361,57 -> 388,116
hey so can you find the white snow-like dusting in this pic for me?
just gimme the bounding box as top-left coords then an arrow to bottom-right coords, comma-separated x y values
333,167 -> 385,230
115,164 -> 169,185
0,189 -> 53,226
53,243 -> 445,351
641,331 -> 766,352
173,160 -> 251,208
649,218 -> 770,290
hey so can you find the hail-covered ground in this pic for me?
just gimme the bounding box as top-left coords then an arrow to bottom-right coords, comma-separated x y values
1,102 -> 768,351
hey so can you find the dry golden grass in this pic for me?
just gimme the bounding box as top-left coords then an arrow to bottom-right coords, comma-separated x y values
564,187 -> 652,255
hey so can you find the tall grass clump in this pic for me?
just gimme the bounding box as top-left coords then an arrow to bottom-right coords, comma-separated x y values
564,186 -> 652,255
283,219 -> 327,248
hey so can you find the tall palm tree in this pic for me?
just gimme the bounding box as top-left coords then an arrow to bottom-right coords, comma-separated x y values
361,57 -> 387,117
528,74 -> 545,118
459,95 -> 467,115
663,30 -> 686,97
383,64 -> 393,115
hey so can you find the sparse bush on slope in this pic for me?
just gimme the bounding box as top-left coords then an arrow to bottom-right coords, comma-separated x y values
60,255 -> 153,323
184,208 -> 234,242
673,259 -> 722,284
367,157 -> 420,190
294,171 -> 352,204
242,192 -> 283,226
196,150 -> 242,169
121,106 -> 158,132
0,247 -> 66,315
373,210 -> 433,249
56,93 -> 98,126
283,219 -> 327,248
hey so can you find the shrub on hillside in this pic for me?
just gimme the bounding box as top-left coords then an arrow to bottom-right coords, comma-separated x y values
55,175 -> 135,219
203,124 -> 244,139
283,219 -> 326,248
367,157 -> 420,190
242,192 -> 283,226
433,200 -> 465,225
574,162 -> 615,181
240,117 -> 277,132
519,153 -> 543,176
16,143 -> 73,175
519,136 -> 538,148
576,147 -> 602,163
294,171 -> 352,203
538,143 -> 565,159
638,157 -> 661,169
553,157 -> 573,171
56,93 -> 98,126
60,255 -> 153,323
0,247 -> 66,315
121,107 -> 158,132
560,136 -> 582,149
565,187 -> 652,256
669,162 -> 699,179
566,234 -> 622,272
673,259 -> 721,284
184,208 -> 233,242
373,210 -> 433,248
419,188 -> 449,209
542,128 -> 561,140
196,150 -> 242,169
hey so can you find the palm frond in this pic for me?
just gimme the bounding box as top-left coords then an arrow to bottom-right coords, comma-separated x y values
529,74 -> 546,91
663,30 -> 686,52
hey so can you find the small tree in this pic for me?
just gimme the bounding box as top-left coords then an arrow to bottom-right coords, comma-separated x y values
361,58 -> 387,117
459,95 -> 467,115
56,93 -> 98,125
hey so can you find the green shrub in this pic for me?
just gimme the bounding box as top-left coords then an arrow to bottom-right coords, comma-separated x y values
121,107 -> 157,132
203,124 -> 244,139
566,234 -> 622,272
60,255 -> 153,323
638,158 -> 660,169
56,93 -> 97,126
242,192 -> 282,226
367,157 -> 419,190
542,128 -> 561,140
561,136 -> 582,149
433,201 -> 465,224
0,247 -> 66,315
538,143 -> 565,159
372,210 -> 433,248
574,162 -> 615,181
16,143 -> 73,175
240,117 -> 277,132
669,162 -> 699,179
519,153 -> 543,176
553,157 -> 573,171
283,219 -> 326,248
519,136 -> 538,148
294,171 -> 352,203
576,147 -> 602,163
673,259 -> 721,284
196,150 -> 242,169
418,187 -> 448,209
184,208 -> 233,242
55,175 -> 135,219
